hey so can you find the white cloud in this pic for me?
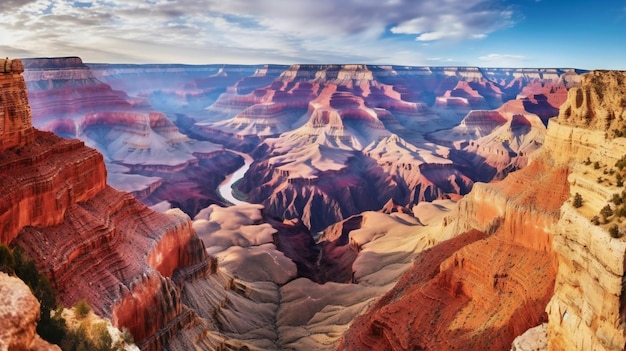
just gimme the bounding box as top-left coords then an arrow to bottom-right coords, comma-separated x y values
0,0 -> 518,64
479,53 -> 527,67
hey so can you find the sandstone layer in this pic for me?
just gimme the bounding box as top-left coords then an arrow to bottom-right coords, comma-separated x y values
0,273 -> 60,351
1,59 -> 220,351
22,57 -> 242,213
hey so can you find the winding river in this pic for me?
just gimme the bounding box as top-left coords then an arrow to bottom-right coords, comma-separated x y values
218,149 -> 253,206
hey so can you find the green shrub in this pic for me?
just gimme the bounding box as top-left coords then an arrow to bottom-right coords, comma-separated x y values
612,193 -> 623,205
616,155 -> 626,170
594,161 -> 601,169
75,299 -> 91,319
573,193 -> 583,208
601,204 -> 614,221
609,224 -> 621,238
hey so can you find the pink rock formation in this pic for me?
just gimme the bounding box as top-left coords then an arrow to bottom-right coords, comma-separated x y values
22,57 -> 131,120
0,273 -> 61,351
22,57 -> 242,212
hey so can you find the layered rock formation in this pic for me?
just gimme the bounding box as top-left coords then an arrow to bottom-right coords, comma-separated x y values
196,64 -> 582,233
0,59 -> 221,350
0,273 -> 60,351
340,70 -> 626,351
88,63 -> 270,114
544,71 -> 626,351
235,65 -> 485,231
22,57 -> 242,213
22,57 -> 132,121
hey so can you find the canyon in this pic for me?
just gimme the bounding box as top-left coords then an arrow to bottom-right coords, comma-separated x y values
2,56 -> 625,351
21,58 -> 244,215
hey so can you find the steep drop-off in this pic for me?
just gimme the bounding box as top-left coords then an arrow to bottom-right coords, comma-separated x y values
544,71 -> 626,351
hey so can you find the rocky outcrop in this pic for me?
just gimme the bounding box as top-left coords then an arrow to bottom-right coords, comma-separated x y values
544,71 -> 626,351
558,70 -> 626,134
0,59 -> 34,151
0,273 -> 60,351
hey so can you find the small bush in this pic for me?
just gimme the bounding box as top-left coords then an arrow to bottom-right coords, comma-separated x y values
584,157 -> 592,166
616,155 -> 626,170
601,204 -> 614,222
594,161 -> 601,170
60,325 -> 94,351
591,215 -> 601,225
612,193 -> 623,205
75,300 -> 91,319
609,224 -> 621,238
573,193 -> 583,208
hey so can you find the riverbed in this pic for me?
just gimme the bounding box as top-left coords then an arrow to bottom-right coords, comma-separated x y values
218,149 -> 253,206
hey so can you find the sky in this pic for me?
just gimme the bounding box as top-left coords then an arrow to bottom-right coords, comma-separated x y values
0,0 -> 625,69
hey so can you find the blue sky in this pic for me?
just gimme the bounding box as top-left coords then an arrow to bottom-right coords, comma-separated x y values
1,0 -> 625,69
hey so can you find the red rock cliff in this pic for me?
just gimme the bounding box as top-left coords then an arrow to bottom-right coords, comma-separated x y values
0,59 -> 215,350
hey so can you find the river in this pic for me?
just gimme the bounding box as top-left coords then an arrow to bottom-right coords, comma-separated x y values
218,149 -> 253,206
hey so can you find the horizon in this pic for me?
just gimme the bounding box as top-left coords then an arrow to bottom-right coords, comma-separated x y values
2,0 -> 625,70
20,56 -> 595,71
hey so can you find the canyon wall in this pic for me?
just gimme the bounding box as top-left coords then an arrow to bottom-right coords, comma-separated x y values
0,59 -> 219,350
544,71 -> 626,351
0,273 -> 60,351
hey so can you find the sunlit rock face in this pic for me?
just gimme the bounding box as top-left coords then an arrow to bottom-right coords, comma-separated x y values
21,57 -> 243,215
0,273 -> 61,351
544,71 -> 626,351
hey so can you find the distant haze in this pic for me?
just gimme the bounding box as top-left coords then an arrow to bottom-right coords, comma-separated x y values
1,0 -> 625,69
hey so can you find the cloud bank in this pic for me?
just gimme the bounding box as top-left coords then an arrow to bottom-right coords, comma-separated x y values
0,0 -> 517,64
